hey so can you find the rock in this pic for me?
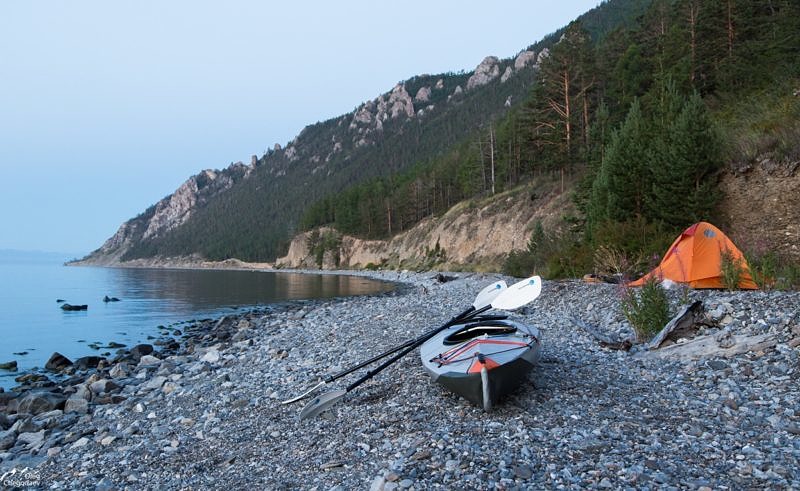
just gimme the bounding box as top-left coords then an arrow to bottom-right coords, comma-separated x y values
130,344 -> 154,359
467,56 -> 500,90
109,363 -> 129,378
162,382 -> 179,394
103,296 -> 121,302
145,376 -> 168,390
369,476 -> 386,491
88,378 -> 117,394
715,330 -> 735,348
74,356 -> 104,371
45,352 -> 73,372
64,397 -> 89,414
14,373 -> 49,384
706,360 -> 728,370
414,86 -> 431,102
17,429 -> 45,446
201,350 -> 220,363
138,355 -> 161,367
0,432 -> 15,451
514,464 -> 533,479
500,66 -> 513,83
60,303 -> 88,311
0,360 -> 17,371
71,437 -> 89,449
514,50 -> 536,70
17,392 -> 67,415
100,435 -> 116,446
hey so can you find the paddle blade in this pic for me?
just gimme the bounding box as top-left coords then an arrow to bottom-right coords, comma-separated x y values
491,276 -> 542,310
298,389 -> 347,420
472,280 -> 507,310
281,380 -> 326,405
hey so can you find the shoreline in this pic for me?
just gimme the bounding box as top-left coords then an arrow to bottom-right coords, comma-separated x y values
1,271 -> 798,488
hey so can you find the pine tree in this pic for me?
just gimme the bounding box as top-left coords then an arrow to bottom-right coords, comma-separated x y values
602,99 -> 651,222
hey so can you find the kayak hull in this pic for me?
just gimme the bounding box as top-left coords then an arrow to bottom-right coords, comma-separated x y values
420,319 -> 540,409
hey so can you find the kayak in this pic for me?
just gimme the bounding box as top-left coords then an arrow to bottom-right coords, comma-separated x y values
420,318 -> 541,411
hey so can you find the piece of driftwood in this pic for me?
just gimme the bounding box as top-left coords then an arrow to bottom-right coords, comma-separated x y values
637,332 -> 778,360
435,273 -> 457,283
571,316 -> 634,351
648,300 -> 704,350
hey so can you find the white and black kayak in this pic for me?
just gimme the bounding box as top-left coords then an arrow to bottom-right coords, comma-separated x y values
420,319 -> 540,411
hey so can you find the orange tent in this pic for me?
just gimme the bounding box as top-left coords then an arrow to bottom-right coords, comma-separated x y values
629,222 -> 757,289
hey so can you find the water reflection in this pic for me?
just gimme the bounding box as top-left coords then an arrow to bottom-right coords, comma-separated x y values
110,269 -> 394,309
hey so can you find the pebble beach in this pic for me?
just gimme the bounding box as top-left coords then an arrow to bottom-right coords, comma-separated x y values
1,270 -> 799,489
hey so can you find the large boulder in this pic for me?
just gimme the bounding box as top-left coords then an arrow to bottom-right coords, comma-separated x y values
16,392 -> 67,415
130,344 -> 154,360
45,352 -> 73,372
64,397 -> 89,414
0,430 -> 16,451
73,356 -> 104,371
89,379 -> 119,395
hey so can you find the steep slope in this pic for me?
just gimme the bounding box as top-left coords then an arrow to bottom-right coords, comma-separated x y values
277,178 -> 575,271
78,0 -> 654,265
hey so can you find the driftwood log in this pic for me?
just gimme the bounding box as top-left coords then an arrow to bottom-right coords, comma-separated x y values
638,333 -> 778,360
571,316 -> 635,351
648,300 -> 704,350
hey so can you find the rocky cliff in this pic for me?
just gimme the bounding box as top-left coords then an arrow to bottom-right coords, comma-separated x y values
77,162 -> 252,265
276,178 -> 574,271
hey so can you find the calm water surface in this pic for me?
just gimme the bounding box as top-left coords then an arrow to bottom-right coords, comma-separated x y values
0,251 -> 393,389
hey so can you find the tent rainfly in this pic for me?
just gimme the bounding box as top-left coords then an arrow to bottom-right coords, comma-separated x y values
629,222 -> 757,289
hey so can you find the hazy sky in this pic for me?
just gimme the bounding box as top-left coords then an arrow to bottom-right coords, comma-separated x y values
0,1 -> 599,255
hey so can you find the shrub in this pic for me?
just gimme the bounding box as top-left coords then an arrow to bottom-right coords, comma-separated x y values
593,244 -> 646,280
720,247 -> 743,291
502,222 -> 591,279
621,277 -> 671,342
590,217 -> 673,278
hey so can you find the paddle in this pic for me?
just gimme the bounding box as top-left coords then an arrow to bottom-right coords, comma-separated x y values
281,279 -> 508,405
298,275 -> 542,420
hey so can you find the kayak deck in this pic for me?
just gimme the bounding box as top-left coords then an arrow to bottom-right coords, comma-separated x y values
420,319 -> 541,410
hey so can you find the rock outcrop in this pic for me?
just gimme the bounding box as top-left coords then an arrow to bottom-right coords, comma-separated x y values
414,86 -> 431,102
466,56 -> 500,90
277,180 -> 574,270
76,163 -> 252,265
514,50 -> 537,70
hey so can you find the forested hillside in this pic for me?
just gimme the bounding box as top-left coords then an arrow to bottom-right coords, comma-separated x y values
299,0 -> 800,282
80,0 -> 653,264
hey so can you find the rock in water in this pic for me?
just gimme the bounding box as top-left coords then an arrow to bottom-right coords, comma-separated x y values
130,344 -> 154,360
0,360 -> 17,371
74,356 -> 104,371
45,352 -> 73,372
60,303 -> 88,311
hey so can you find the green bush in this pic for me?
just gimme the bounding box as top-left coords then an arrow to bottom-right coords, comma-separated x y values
621,276 -> 671,342
502,222 -> 591,279
720,247 -> 743,291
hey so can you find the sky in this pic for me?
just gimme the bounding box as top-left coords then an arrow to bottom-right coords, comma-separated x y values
0,0 -> 599,255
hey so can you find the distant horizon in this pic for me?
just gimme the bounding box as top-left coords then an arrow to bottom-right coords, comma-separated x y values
1,1 -> 600,253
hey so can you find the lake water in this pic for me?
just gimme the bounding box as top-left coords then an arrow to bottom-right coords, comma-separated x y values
0,251 -> 393,389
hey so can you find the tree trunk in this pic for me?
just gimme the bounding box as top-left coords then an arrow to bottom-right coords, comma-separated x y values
688,2 -> 699,83
490,125 -> 496,195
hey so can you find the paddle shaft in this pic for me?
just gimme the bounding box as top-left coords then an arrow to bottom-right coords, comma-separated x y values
317,305 -> 478,385
345,305 -> 491,392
